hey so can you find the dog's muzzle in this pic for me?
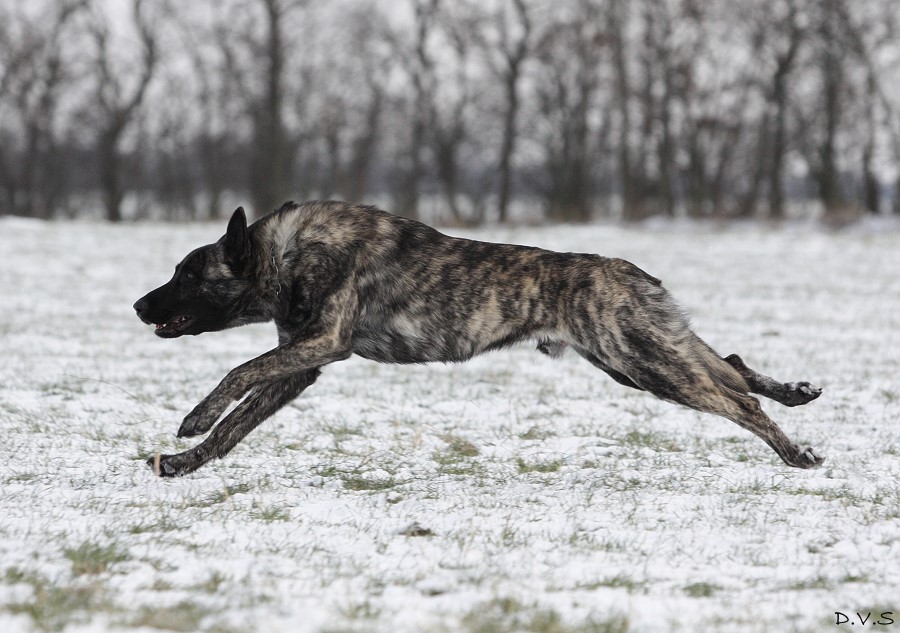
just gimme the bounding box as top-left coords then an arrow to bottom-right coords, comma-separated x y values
133,298 -> 152,324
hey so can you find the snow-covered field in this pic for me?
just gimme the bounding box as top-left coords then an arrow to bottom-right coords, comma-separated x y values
1,216 -> 899,633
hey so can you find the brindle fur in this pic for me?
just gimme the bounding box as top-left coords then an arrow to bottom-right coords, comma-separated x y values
134,201 -> 824,477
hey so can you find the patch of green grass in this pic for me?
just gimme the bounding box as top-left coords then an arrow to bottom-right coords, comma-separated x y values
5,472 -> 39,483
313,462 -> 402,491
193,571 -> 228,594
39,378 -> 86,397
314,464 -> 341,478
621,430 -> 680,452
336,599 -> 382,621
726,478 -> 780,496
870,489 -> 900,520
5,566 -> 41,585
433,433 -> 484,477
461,598 -> 630,633
251,505 -> 291,522
205,483 -> 254,506
786,575 -> 833,591
839,573 -> 869,584
399,522 -> 434,537
441,433 -> 480,457
434,454 -> 485,477
127,601 -> 213,632
6,571 -> 115,632
500,524 -> 527,547
784,484 -> 854,501
322,421 -> 366,438
683,582 -> 719,597
341,474 -> 396,491
579,575 -> 646,593
516,457 -> 564,474
127,515 -> 183,534
150,578 -> 175,591
519,426 -> 555,440
64,541 -> 130,576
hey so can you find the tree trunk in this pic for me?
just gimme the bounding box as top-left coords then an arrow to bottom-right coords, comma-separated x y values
861,72 -> 879,214
609,0 -> 641,221
251,0 -> 288,216
817,57 -> 844,215
343,88 -> 382,202
768,27 -> 802,220
497,69 -> 519,223
496,0 -> 530,224
99,125 -> 124,222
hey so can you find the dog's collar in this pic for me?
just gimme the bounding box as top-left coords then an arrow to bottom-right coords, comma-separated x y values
270,252 -> 282,297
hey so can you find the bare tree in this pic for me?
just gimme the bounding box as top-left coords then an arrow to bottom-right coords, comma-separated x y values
389,0 -> 440,220
307,6 -> 388,203
0,1 -> 84,218
2,0 -> 899,224
341,84 -> 384,202
87,0 -> 158,221
176,8 -> 249,220
427,6 -> 478,224
792,0 -> 875,220
814,0 -> 847,217
247,0 -> 308,216
477,0 -> 533,223
833,0 -> 898,215
533,1 -> 606,222
735,0 -> 807,218
637,0 -> 678,217
608,0 -> 642,221
765,1 -> 806,219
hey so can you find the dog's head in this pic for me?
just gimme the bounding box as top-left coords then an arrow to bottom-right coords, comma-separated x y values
133,207 -> 255,338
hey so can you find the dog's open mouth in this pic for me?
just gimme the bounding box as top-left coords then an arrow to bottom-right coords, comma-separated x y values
154,315 -> 193,337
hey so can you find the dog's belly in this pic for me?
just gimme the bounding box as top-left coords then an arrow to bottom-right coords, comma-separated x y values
351,330 -> 457,364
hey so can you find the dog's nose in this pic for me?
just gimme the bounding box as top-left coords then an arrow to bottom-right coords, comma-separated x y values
133,298 -> 150,319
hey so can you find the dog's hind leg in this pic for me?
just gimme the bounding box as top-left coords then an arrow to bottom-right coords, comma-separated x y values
148,368 -> 321,477
687,386 -> 825,468
724,354 -> 822,407
613,345 -> 824,468
539,341 -> 643,391
574,348 -> 645,392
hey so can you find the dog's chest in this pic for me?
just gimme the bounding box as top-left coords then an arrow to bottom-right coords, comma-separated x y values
351,309 -> 452,364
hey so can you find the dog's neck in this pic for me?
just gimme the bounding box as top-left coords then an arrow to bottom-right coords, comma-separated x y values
252,244 -> 290,320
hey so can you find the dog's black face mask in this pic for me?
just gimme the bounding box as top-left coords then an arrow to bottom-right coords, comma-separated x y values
133,208 -> 253,338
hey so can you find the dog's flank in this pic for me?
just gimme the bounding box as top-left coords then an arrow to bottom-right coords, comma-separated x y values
134,200 -> 824,477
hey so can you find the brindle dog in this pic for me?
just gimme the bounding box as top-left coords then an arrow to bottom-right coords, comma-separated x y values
134,201 -> 823,477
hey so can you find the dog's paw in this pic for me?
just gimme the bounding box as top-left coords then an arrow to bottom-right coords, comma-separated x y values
789,446 -> 826,469
177,406 -> 217,438
782,382 -> 823,407
147,453 -> 195,478
797,382 -> 822,398
147,453 -> 185,477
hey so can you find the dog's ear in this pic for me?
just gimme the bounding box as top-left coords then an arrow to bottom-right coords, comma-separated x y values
224,207 -> 251,273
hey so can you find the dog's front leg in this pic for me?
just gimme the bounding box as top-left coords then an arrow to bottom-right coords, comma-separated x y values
150,368 -> 321,477
178,336 -> 351,437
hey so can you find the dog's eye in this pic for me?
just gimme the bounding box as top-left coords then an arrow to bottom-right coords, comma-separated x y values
184,271 -> 196,281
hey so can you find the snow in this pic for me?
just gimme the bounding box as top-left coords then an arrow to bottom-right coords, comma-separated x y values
0,217 -> 899,632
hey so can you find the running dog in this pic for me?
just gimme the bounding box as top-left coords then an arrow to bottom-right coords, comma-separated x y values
134,201 -> 823,477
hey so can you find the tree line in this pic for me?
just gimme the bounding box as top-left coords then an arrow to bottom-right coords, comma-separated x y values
1,0 -> 898,224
